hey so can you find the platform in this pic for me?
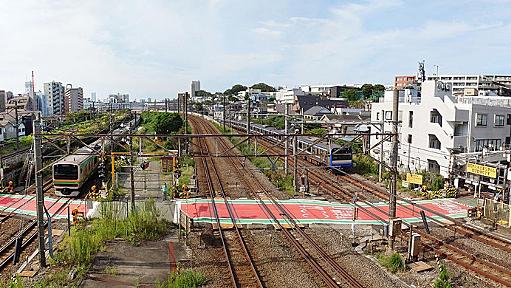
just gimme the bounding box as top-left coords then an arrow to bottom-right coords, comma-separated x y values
179,198 -> 471,225
0,194 -> 96,220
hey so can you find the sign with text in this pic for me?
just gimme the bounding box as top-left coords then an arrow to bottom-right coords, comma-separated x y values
466,163 -> 497,178
406,173 -> 423,185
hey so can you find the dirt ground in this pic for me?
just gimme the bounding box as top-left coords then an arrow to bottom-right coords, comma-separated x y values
81,229 -> 185,288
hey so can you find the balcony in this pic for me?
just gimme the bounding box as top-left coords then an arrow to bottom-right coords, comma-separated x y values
452,135 -> 468,149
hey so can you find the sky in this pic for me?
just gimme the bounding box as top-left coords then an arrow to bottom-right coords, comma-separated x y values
1,0 -> 510,100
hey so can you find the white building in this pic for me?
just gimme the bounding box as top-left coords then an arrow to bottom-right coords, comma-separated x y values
237,88 -> 268,102
109,93 -> 130,110
191,80 -> 200,98
276,88 -> 305,104
44,81 -> 65,116
64,84 -> 83,114
427,74 -> 511,96
371,80 -> 511,177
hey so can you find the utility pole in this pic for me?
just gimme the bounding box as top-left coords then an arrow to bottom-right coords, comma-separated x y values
14,102 -> 19,150
177,94 -> 181,114
246,98 -> 251,136
284,103 -> 289,175
389,90 -> 399,249
33,114 -> 46,268
130,120 -> 135,212
109,102 -> 113,152
378,109 -> 384,182
223,95 -> 226,132
184,92 -> 189,154
293,128 -> 298,192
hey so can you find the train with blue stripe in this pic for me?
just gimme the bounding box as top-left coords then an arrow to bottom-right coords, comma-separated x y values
226,120 -> 353,170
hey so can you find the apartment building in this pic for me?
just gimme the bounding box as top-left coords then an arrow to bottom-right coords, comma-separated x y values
394,75 -> 416,89
191,80 -> 200,98
371,80 -> 511,177
427,74 -> 511,96
109,93 -> 130,110
64,84 -> 83,114
44,81 -> 65,115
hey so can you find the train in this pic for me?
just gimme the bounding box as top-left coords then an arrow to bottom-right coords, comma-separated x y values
52,118 -> 137,197
225,119 -> 353,169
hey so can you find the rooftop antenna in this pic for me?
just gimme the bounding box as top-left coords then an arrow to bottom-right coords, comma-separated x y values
417,60 -> 426,83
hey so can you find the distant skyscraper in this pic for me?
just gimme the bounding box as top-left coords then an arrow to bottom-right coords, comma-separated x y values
64,84 -> 83,114
91,92 -> 97,102
44,81 -> 65,115
191,80 -> 200,98
36,91 -> 49,116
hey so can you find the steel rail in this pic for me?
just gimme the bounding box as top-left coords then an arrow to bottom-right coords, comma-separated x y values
196,116 -> 362,288
191,117 -> 263,288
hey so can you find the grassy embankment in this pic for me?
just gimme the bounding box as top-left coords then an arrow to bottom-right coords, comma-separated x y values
0,200 -> 205,288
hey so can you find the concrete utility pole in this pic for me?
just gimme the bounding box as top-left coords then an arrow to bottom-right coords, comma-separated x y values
177,94 -> 181,114
284,103 -> 289,175
14,102 -> 19,150
223,95 -> 226,132
389,90 -> 399,250
246,98 -> 251,136
378,109 -> 384,182
33,115 -> 46,268
293,128 -> 298,192
130,120 -> 136,211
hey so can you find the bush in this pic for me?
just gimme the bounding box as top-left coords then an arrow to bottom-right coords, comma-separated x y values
57,199 -> 169,266
157,270 -> 207,288
353,155 -> 379,176
378,252 -> 405,273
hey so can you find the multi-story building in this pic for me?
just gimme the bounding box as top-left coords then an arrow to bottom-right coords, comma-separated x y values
36,91 -> 49,116
371,80 -> 511,177
0,90 -> 6,112
64,84 -> 83,114
276,88 -> 304,104
191,80 -> 200,98
427,74 -> 511,96
394,75 -> 417,89
44,81 -> 65,115
108,93 -> 130,110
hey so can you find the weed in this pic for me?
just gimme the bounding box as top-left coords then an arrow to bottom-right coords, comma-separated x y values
434,264 -> 453,288
156,270 -> 207,288
104,266 -> 119,275
377,252 -> 405,273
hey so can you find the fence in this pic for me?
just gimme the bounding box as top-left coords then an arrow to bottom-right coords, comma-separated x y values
482,198 -> 510,227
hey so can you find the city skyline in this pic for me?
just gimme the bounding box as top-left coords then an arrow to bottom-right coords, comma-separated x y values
1,0 -> 510,99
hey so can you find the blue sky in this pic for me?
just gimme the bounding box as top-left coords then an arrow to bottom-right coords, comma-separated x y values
0,0 -> 510,100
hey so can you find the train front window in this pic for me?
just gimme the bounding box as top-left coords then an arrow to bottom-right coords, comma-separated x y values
332,148 -> 352,161
54,164 -> 78,180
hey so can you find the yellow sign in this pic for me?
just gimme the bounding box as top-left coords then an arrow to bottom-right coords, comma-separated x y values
406,173 -> 423,185
466,163 -> 497,178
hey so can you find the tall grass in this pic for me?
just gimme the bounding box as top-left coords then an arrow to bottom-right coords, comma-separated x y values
156,270 -> 207,288
58,199 -> 169,266
377,252 -> 405,273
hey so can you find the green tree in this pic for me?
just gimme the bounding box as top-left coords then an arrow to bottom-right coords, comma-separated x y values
194,90 -> 212,97
153,113 -> 183,134
224,84 -> 247,95
193,102 -> 204,112
361,84 -> 373,99
373,84 -> 385,92
343,89 -> 359,102
250,82 -> 276,92
228,95 -> 239,102
434,264 -> 453,288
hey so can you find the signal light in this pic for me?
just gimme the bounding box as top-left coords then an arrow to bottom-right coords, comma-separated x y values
140,161 -> 149,170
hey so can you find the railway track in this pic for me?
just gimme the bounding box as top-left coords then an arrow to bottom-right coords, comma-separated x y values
192,116 -> 365,288
228,120 -> 511,287
0,197 -> 71,272
191,117 -> 263,288
0,180 -> 54,224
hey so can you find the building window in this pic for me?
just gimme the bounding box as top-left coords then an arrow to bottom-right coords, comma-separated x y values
385,111 -> 392,120
376,112 -> 380,120
428,160 -> 440,174
495,115 -> 505,126
474,139 -> 501,152
476,113 -> 487,126
430,110 -> 442,126
408,111 -> 413,128
407,134 -> 412,144
429,134 -> 441,150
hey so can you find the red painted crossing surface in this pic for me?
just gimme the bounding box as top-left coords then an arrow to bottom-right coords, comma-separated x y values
180,198 -> 470,224
0,194 -> 93,219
